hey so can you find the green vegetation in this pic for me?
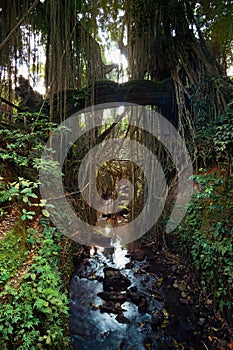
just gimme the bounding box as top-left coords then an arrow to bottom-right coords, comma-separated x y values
191,87 -> 233,166
0,221 -> 70,350
0,116 -> 72,349
0,222 -> 28,287
174,169 -> 233,323
171,98 -> 233,324
0,176 -> 52,220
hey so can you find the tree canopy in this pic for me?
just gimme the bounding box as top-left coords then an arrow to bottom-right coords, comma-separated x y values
0,0 -> 232,133
1,1 -> 232,84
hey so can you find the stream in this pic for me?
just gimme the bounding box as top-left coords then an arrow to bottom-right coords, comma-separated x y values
68,195 -> 231,350
69,239 -> 210,350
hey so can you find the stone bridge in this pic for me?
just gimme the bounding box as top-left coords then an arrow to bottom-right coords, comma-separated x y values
1,78 -> 177,128
44,78 -> 176,125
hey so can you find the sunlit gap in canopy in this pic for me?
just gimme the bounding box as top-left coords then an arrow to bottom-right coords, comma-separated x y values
98,9 -> 128,84
16,27 -> 46,95
16,6 -> 129,96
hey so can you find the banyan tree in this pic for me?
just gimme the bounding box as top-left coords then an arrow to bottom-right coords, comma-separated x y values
0,0 -> 232,133
0,0 -> 120,119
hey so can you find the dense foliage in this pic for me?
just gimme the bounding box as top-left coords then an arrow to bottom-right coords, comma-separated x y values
0,117 -> 71,349
173,170 -> 233,323
170,99 -> 233,324
0,221 -> 70,350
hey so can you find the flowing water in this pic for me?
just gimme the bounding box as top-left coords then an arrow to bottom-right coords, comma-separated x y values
69,236 -> 207,350
70,243 -> 164,350
69,197 -> 206,350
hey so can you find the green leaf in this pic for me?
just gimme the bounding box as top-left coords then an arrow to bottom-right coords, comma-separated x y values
42,209 -> 50,217
30,273 -> 36,281
39,199 -> 47,206
27,193 -> 38,198
21,188 -> 32,194
46,335 -> 51,345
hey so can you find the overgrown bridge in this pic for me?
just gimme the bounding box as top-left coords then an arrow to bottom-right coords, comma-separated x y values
1,79 -> 176,127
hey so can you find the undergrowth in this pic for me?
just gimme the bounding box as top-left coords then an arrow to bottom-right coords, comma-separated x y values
0,113 -> 73,349
173,170 -> 233,324
0,220 -> 71,350
0,221 -> 28,288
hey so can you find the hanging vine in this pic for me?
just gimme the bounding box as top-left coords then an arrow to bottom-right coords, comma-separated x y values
123,0 -> 233,155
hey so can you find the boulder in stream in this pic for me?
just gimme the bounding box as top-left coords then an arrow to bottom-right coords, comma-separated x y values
138,297 -> 148,313
97,291 -> 127,303
116,314 -> 131,324
99,302 -> 126,315
127,286 -> 143,306
103,267 -> 131,292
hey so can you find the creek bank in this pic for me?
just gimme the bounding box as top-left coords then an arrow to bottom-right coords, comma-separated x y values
69,244 -> 233,349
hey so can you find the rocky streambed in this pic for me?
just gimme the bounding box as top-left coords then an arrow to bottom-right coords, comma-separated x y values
69,242 -> 232,350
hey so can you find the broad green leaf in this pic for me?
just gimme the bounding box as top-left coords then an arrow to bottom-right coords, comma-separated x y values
30,273 -> 36,280
42,209 -> 50,217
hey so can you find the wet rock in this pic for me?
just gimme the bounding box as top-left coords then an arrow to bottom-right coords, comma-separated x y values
96,276 -> 104,282
116,314 -> 131,324
131,249 -> 146,261
99,302 -> 126,315
151,310 -> 165,329
142,275 -> 150,284
90,302 -> 99,310
82,247 -> 91,258
127,286 -> 142,306
97,291 -> 127,303
96,331 -> 109,339
83,258 -> 91,265
138,297 -> 148,313
151,289 -> 163,301
103,267 -> 131,292
125,261 -> 134,269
